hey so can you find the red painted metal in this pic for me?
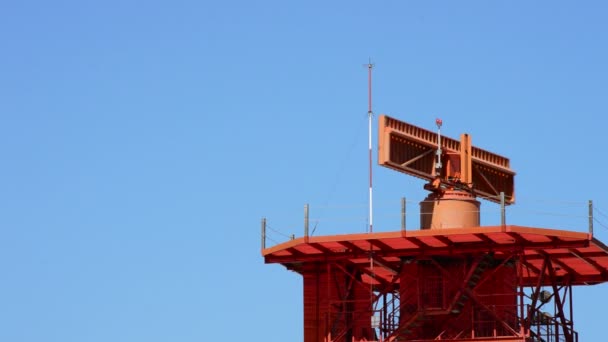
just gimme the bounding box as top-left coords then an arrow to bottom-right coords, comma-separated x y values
264,226 -> 608,287
264,226 -> 608,341
263,116 -> 607,342
378,115 -> 515,204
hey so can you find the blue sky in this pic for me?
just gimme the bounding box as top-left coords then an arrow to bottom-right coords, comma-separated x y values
1,1 -> 607,341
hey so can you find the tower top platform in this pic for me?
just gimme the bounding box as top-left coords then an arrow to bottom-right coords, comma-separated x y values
263,225 -> 608,287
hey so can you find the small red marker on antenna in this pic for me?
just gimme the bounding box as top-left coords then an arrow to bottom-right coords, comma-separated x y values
436,118 -> 443,128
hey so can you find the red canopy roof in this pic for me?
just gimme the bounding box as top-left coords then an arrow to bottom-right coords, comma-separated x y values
263,225 -> 608,286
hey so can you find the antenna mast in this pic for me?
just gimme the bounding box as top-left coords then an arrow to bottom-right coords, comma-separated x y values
367,60 -> 374,233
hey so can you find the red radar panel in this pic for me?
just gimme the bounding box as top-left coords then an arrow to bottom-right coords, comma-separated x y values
378,114 -> 516,204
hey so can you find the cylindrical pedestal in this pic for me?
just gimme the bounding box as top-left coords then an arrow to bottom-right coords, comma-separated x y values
420,190 -> 480,229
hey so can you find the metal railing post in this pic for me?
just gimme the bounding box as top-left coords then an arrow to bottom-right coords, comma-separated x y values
304,203 -> 309,238
401,197 -> 406,232
261,217 -> 266,250
589,200 -> 594,236
500,192 -> 506,226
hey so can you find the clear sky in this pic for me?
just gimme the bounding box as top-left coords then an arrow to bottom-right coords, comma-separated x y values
1,1 -> 608,341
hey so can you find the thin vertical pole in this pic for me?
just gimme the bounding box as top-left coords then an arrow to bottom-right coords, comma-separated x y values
326,263 -> 330,340
261,217 -> 266,250
367,61 -> 374,234
401,197 -> 406,232
589,200 -> 594,236
383,293 -> 387,340
569,284 -> 573,333
366,61 -> 375,316
500,192 -> 506,226
518,254 -> 525,335
435,119 -> 443,176
304,204 -> 309,238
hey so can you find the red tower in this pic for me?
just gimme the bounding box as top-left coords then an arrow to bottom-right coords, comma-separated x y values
262,115 -> 608,342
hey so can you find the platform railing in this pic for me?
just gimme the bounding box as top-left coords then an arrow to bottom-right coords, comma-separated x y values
527,304 -> 578,342
261,198 -> 604,251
